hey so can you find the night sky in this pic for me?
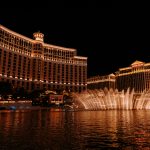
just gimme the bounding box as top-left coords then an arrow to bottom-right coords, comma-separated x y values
0,6 -> 149,78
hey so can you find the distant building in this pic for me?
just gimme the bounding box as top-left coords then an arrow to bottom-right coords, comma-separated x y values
87,60 -> 150,93
87,74 -> 116,90
115,60 -> 150,93
0,24 -> 87,93
49,94 -> 64,105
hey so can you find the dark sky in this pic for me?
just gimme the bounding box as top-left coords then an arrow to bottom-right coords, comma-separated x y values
0,6 -> 150,78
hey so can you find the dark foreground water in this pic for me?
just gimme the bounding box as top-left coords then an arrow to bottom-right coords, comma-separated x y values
0,109 -> 150,150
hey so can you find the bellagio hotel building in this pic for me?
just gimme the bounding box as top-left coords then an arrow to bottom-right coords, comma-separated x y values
0,25 -> 87,92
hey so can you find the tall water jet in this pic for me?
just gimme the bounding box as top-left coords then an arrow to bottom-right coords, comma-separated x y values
72,88 -> 150,110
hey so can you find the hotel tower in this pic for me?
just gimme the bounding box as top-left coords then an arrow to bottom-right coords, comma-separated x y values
0,25 -> 87,92
115,60 -> 150,93
87,61 -> 150,94
87,74 -> 116,90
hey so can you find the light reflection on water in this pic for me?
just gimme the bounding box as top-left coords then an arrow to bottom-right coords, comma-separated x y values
0,110 -> 150,150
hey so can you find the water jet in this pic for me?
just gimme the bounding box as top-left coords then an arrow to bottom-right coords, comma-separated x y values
72,88 -> 150,110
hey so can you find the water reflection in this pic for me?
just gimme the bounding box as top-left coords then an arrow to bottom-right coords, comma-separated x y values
0,110 -> 150,149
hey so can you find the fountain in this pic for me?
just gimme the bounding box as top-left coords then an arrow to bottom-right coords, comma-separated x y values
72,88 -> 150,110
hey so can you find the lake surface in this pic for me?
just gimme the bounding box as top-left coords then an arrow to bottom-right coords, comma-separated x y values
0,109 -> 150,150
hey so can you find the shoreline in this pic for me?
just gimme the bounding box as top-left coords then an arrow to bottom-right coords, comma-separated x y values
0,100 -> 76,111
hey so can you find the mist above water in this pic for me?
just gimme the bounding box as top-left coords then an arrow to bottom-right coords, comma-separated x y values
73,88 -> 150,110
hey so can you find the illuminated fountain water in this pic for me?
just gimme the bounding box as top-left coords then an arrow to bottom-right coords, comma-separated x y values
72,88 -> 150,110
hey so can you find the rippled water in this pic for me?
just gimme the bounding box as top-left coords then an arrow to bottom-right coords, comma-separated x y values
0,109 -> 150,150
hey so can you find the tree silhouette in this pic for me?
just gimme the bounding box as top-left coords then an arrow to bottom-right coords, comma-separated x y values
0,81 -> 12,95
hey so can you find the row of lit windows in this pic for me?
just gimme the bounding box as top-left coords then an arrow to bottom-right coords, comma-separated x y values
44,47 -> 75,58
88,81 -> 115,90
0,78 -> 86,92
1,65 -> 86,83
0,42 -> 86,65
87,75 -> 115,82
43,55 -> 87,65
116,74 -> 147,93
0,42 -> 86,66
0,29 -> 32,48
119,66 -> 150,74
0,29 -> 86,65
0,29 -> 77,58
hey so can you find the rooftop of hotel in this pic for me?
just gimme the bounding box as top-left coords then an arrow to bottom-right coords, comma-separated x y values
0,24 -> 79,52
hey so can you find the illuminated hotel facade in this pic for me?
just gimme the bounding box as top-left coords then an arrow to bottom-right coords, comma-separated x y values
87,61 -> 150,93
87,74 -> 116,90
115,60 -> 150,93
0,25 -> 87,93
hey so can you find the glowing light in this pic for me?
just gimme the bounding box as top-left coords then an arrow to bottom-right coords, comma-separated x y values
0,24 -> 87,94
73,88 -> 150,110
